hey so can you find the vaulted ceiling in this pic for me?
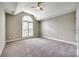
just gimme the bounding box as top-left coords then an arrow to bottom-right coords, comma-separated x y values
0,2 -> 78,21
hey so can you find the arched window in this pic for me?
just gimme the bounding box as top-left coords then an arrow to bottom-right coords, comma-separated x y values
22,16 -> 33,37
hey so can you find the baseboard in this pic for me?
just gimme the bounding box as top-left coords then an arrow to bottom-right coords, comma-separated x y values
0,42 -> 6,56
42,36 -> 77,46
6,36 -> 38,43
6,36 -> 77,46
6,38 -> 22,43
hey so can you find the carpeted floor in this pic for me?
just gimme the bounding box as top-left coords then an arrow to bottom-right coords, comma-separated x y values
1,38 -> 77,57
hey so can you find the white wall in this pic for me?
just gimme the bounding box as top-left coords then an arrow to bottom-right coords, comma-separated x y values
0,9 -> 6,55
76,6 -> 79,56
40,12 -> 76,44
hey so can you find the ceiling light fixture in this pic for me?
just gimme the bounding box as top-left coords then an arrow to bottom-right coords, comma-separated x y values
31,2 -> 45,11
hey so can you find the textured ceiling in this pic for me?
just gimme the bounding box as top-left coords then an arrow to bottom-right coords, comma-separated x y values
0,2 -> 78,21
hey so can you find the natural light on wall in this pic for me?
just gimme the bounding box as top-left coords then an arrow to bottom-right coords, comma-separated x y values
22,16 -> 33,38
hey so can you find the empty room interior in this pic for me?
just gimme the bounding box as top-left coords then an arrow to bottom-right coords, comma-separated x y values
0,2 -> 79,57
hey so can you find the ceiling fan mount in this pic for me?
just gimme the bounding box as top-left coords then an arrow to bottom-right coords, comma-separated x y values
31,2 -> 45,11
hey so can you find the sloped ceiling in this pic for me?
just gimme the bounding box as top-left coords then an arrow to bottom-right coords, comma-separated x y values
1,2 -> 78,21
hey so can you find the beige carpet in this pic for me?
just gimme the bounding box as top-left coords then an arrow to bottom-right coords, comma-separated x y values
1,38 -> 77,57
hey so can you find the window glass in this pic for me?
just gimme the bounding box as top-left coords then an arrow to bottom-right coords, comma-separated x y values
29,23 -> 33,29
29,29 -> 33,36
22,22 -> 28,37
22,16 -> 33,37
23,16 -> 33,22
